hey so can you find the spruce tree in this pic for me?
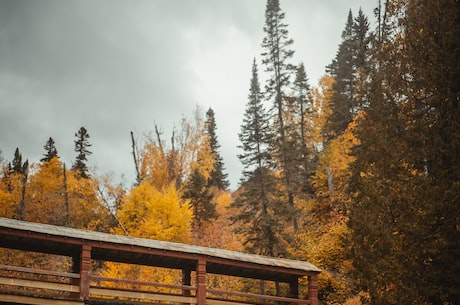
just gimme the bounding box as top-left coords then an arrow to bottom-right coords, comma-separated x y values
40,137 -> 58,162
205,108 -> 229,190
8,148 -> 29,220
232,59 -> 289,257
10,148 -> 25,174
183,167 -> 216,232
327,9 -> 370,138
72,127 -> 92,178
293,63 -> 313,192
261,0 -> 298,230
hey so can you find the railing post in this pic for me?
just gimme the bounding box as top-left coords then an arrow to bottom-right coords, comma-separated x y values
308,273 -> 319,305
79,244 -> 91,300
196,259 -> 206,305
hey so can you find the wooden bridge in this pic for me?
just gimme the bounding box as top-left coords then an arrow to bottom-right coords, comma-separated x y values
0,217 -> 320,305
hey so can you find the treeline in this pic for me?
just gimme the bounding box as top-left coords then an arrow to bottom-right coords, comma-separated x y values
1,0 -> 459,304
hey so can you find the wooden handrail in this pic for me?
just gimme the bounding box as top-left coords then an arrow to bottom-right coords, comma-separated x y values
0,264 -> 80,279
91,274 -> 195,292
207,288 -> 310,304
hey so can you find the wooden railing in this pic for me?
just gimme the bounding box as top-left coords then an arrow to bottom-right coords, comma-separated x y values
90,275 -> 197,304
0,264 -> 309,305
207,288 -> 310,305
0,264 -> 81,304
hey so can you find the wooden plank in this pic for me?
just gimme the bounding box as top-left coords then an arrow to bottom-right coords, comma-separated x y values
0,276 -> 80,293
90,287 -> 197,304
206,299 -> 252,305
91,274 -> 195,291
208,288 -> 310,304
0,264 -> 80,279
0,294 -> 83,305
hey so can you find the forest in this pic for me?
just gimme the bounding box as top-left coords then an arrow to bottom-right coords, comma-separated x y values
0,0 -> 459,304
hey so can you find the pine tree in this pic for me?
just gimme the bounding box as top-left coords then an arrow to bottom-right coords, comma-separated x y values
40,137 -> 58,163
293,63 -> 313,192
327,10 -> 355,137
72,127 -> 92,178
232,59 -> 289,258
327,9 -> 370,138
183,167 -> 216,232
205,108 -> 229,190
261,0 -> 298,231
7,148 -> 29,220
10,148 -> 26,174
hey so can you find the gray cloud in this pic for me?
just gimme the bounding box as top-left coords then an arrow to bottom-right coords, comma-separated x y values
0,0 -> 376,188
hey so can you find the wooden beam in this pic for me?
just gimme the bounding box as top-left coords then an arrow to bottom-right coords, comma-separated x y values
0,294 -> 83,305
0,276 -> 79,292
89,287 -> 197,304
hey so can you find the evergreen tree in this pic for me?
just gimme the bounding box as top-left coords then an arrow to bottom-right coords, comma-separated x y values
205,108 -> 229,190
7,148 -> 29,220
261,0 -> 298,231
293,63 -> 313,192
72,127 -> 92,178
349,0 -> 460,303
183,167 -> 216,231
10,148 -> 26,174
232,59 -> 289,257
327,9 -> 370,138
327,10 -> 355,137
40,137 -> 58,163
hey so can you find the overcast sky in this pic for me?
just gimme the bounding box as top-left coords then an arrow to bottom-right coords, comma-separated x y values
0,0 -> 376,190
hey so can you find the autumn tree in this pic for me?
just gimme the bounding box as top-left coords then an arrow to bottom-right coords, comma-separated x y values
349,0 -> 460,303
72,126 -> 92,178
205,108 -> 229,190
40,137 -> 58,162
104,181 -> 193,284
261,0 -> 298,231
0,148 -> 28,219
139,109 -> 212,190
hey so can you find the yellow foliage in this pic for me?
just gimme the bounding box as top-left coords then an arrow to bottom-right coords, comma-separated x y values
104,182 -> 193,285
311,75 -> 335,146
116,181 -> 192,243
26,158 -> 66,224
190,134 -> 216,182
140,140 -> 172,189
139,110 -> 214,189
0,172 -> 23,218
214,191 -> 232,215
20,157 -> 110,230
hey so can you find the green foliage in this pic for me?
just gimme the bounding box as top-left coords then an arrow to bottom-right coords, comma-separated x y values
348,0 -> 460,303
233,59 -> 291,257
261,0 -> 299,231
40,137 -> 58,163
72,126 -> 92,179
205,108 -> 229,190
183,167 -> 216,231
327,9 -> 370,138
